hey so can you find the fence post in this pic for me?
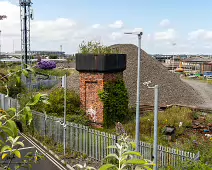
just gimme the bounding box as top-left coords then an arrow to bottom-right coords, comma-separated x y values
0,94 -> 5,110
44,113 -> 47,136
153,85 -> 159,170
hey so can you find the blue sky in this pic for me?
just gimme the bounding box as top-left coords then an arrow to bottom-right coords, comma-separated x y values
1,0 -> 212,54
32,0 -> 211,29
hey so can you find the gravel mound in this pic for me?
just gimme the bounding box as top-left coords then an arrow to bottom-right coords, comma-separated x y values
110,44 -> 203,107
56,62 -> 76,68
67,71 -> 80,94
67,44 -> 203,107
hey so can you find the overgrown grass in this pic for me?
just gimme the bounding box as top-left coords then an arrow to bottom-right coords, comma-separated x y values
124,106 -> 193,140
122,106 -> 212,166
34,68 -> 75,77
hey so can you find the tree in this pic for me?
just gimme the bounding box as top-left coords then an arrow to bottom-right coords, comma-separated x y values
0,66 -> 49,169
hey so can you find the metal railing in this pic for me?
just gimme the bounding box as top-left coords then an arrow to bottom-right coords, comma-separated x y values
32,111 -> 198,168
0,94 -> 199,168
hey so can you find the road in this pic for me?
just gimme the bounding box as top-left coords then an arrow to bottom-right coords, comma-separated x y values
2,133 -> 68,170
182,78 -> 212,109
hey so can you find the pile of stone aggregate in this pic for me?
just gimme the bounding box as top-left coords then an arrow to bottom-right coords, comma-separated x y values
66,44 -> 203,107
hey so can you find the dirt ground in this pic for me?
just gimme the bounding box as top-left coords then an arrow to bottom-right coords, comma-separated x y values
181,78 -> 212,109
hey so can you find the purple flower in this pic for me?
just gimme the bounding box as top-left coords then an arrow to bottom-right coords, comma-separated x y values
37,60 -> 56,70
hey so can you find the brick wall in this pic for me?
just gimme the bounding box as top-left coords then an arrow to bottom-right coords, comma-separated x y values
80,72 -> 123,126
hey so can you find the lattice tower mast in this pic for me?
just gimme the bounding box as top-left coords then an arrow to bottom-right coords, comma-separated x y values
19,0 -> 33,68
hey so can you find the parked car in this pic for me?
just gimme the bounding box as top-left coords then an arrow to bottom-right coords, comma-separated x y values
203,71 -> 212,79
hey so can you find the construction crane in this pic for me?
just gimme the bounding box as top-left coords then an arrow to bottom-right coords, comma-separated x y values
0,15 -> 7,56
19,0 -> 34,68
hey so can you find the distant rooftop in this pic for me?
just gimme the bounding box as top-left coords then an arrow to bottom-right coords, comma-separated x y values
15,50 -> 65,55
183,56 -> 212,63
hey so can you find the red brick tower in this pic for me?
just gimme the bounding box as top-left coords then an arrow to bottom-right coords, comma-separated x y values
76,53 -> 126,127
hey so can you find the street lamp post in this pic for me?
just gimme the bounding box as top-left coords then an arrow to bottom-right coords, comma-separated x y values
124,32 -> 143,151
143,81 -> 159,170
172,43 -> 176,72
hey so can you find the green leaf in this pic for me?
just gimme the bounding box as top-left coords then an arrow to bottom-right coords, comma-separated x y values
16,76 -> 21,84
105,154 -> 119,160
6,120 -> 18,137
1,145 -> 11,153
99,164 -> 116,170
0,115 -> 7,121
14,150 -> 21,158
8,108 -> 16,113
27,93 -> 42,106
15,141 -> 24,147
7,136 -> 14,143
107,145 -> 117,149
2,153 -> 8,160
130,142 -> 136,149
24,106 -> 32,125
22,69 -> 29,77
1,126 -> 14,137
125,159 -> 148,165
122,151 -> 141,157
13,136 -> 20,144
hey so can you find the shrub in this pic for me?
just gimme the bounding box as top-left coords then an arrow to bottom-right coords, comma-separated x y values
79,40 -> 120,54
0,69 -> 26,98
99,79 -> 129,128
45,88 -> 82,116
37,60 -> 56,70
49,55 -> 58,59
19,89 -> 90,126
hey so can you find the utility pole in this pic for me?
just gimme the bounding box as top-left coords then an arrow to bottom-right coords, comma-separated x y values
13,39 -> 15,53
172,43 -> 176,72
143,81 -> 159,170
62,74 -> 67,156
124,31 -> 143,151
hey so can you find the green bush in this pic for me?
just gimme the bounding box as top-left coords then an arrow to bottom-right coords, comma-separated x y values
0,69 -> 26,98
45,88 -> 83,116
99,78 -> 129,128
49,55 -> 58,59
66,114 -> 90,126
19,89 -> 90,126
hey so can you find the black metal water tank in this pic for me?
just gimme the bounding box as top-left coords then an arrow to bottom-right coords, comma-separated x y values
76,53 -> 126,72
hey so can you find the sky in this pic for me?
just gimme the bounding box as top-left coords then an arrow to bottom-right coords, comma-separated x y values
0,0 -> 212,54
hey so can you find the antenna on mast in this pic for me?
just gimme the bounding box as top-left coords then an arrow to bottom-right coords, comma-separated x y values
19,0 -> 33,68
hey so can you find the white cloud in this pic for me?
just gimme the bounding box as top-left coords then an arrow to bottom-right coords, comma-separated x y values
2,1 -> 212,55
154,29 -> 176,41
159,19 -> 170,28
92,24 -> 100,29
188,29 -> 212,41
109,32 -> 122,40
108,20 -> 124,29
132,28 -> 143,32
